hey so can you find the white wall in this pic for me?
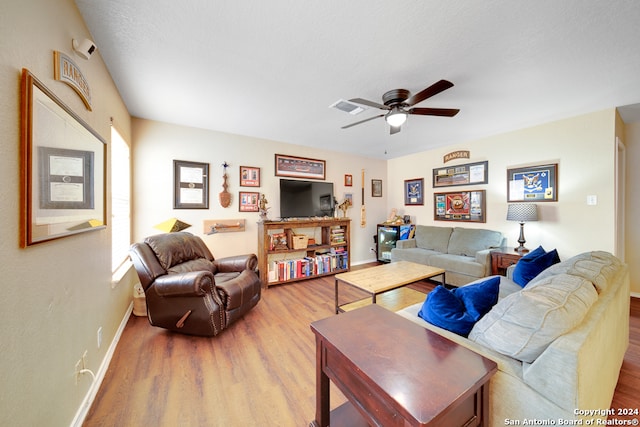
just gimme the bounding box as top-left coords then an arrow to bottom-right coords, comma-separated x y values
388,109 -> 618,260
0,1 -> 133,425
132,118 -> 388,264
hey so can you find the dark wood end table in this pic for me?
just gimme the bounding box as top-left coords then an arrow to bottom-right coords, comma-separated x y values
309,304 -> 497,427
490,248 -> 525,276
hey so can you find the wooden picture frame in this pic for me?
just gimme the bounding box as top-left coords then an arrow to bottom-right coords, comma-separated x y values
404,178 -> 424,205
275,153 -> 326,180
239,191 -> 260,212
20,69 -> 106,247
344,174 -> 353,186
507,163 -> 558,202
240,166 -> 260,187
432,160 -> 489,188
434,190 -> 486,223
371,179 -> 382,197
173,160 -> 209,209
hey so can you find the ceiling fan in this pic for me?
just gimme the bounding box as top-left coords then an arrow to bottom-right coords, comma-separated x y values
342,79 -> 460,135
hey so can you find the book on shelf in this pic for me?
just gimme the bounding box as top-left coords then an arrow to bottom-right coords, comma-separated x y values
268,252 -> 349,282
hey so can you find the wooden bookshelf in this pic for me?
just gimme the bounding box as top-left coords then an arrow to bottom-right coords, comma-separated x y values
258,218 -> 351,287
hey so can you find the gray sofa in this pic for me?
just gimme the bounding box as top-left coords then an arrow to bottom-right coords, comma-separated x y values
397,251 -> 630,424
391,225 -> 505,286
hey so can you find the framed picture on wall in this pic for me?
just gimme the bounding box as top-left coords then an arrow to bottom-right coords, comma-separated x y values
434,190 -> 486,223
404,178 -> 424,205
371,179 -> 382,197
507,163 -> 558,202
239,191 -> 260,212
240,166 -> 260,187
173,160 -> 209,209
275,154 -> 326,180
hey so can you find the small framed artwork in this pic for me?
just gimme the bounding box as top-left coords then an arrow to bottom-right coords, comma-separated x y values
404,178 -> 424,205
174,160 -> 209,209
507,163 -> 558,202
239,191 -> 260,212
240,166 -> 260,187
345,174 -> 353,186
275,153 -> 326,180
371,179 -> 382,197
344,193 -> 353,206
434,190 -> 486,223
433,160 -> 489,188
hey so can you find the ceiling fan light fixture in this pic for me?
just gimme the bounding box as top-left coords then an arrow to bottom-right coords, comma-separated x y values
385,108 -> 408,127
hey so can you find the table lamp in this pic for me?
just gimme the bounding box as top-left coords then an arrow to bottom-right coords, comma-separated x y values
506,204 -> 538,253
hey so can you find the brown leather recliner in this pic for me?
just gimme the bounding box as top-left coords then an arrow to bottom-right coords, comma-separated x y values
129,232 -> 262,336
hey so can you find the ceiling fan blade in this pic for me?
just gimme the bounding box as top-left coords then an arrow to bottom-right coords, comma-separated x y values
390,125 -> 401,135
349,98 -> 390,110
408,107 -> 460,117
341,114 -> 384,129
405,80 -> 454,106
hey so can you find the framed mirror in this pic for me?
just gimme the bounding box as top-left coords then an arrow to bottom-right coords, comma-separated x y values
20,69 -> 106,247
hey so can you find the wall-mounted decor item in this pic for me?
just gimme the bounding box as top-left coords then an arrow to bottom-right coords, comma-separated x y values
154,217 -> 191,233
219,161 -> 231,208
173,160 -> 209,209
372,179 -> 383,197
20,69 -> 106,247
432,160 -> 488,188
203,219 -> 246,234
53,51 -> 92,111
404,178 -> 424,205
443,150 -> 470,163
507,163 -> 558,202
344,174 -> 352,186
434,190 -> 486,223
239,191 -> 259,212
240,166 -> 260,187
275,153 -> 326,180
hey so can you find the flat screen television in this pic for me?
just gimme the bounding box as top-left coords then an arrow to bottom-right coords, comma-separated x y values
279,179 -> 334,219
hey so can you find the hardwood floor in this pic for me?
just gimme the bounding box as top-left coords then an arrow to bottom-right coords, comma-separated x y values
83,268 -> 639,426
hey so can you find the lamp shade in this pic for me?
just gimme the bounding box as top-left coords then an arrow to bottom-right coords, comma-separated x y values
385,108 -> 408,127
154,218 -> 192,233
506,204 -> 538,222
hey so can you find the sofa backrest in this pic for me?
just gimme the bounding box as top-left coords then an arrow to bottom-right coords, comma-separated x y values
144,232 -> 214,271
415,225 -> 453,253
447,227 -> 503,256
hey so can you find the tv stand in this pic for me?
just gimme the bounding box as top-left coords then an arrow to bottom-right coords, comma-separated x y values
258,218 -> 350,287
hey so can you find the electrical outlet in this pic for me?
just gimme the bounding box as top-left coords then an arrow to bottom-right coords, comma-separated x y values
97,327 -> 103,349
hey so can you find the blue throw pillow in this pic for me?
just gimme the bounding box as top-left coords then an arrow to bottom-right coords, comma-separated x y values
452,276 -> 500,321
512,246 -> 560,287
418,277 -> 500,337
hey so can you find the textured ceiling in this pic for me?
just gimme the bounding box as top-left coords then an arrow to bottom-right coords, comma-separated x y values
75,0 -> 640,159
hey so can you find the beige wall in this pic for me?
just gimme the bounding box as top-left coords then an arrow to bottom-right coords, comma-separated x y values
389,109 -> 621,268
132,118 -> 388,264
625,121 -> 640,295
0,1 -> 133,425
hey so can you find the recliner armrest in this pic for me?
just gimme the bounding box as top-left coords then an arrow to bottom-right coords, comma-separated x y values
215,254 -> 258,272
153,271 -> 214,297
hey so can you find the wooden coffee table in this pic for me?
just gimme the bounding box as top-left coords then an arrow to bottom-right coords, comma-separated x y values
334,261 -> 445,313
309,304 -> 497,427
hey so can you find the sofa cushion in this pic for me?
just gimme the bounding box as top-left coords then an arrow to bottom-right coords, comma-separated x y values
414,225 -> 453,253
418,277 -> 500,337
512,246 -> 560,287
429,253 -> 485,278
469,273 -> 598,363
447,227 -> 503,256
531,251 -> 622,293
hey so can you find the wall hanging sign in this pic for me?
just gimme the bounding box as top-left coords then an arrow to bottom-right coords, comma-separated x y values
507,163 -> 558,202
20,69 -> 106,247
239,166 -> 260,187
404,178 -> 424,205
53,51 -> 92,111
203,219 -> 246,234
275,154 -> 326,180
239,191 -> 260,212
443,150 -> 470,163
173,160 -> 209,209
432,160 -> 488,188
434,190 -> 486,223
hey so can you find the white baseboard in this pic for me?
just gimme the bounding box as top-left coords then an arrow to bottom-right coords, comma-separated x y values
70,302 -> 133,427
631,292 -> 640,299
